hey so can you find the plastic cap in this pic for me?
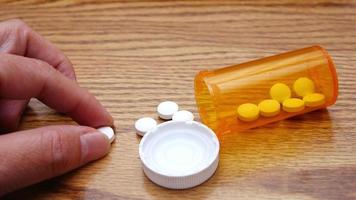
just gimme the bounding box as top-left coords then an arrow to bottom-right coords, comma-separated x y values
139,121 -> 219,189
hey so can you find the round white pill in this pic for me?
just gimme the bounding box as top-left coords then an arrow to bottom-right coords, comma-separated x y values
157,101 -> 179,120
135,117 -> 157,136
97,126 -> 115,143
172,110 -> 194,122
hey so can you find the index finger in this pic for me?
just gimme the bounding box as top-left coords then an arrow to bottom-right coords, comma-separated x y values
0,54 -> 113,127
0,19 -> 75,80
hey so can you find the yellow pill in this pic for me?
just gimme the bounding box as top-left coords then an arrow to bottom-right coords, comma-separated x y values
303,93 -> 325,107
237,103 -> 259,122
293,77 -> 315,97
282,98 -> 305,113
258,99 -> 281,117
270,83 -> 291,103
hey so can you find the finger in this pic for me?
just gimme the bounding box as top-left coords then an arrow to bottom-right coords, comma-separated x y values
0,19 -> 75,80
0,54 -> 113,127
0,99 -> 29,132
0,99 -> 28,133
0,125 -> 110,195
0,19 -> 75,128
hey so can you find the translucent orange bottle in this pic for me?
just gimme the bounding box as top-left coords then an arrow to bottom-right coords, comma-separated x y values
194,46 -> 338,136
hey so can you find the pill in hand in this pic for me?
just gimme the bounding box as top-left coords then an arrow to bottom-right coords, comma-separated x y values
157,101 -> 179,120
172,110 -> 194,122
98,126 -> 115,143
135,117 -> 157,136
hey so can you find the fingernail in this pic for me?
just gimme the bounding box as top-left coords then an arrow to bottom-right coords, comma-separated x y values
80,131 -> 110,163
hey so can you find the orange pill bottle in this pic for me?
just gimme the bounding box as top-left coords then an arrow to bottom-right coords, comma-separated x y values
194,46 -> 338,136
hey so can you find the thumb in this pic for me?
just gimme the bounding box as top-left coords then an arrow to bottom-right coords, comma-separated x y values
0,125 -> 110,196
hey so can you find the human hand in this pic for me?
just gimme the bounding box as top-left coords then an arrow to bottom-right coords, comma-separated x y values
0,19 -> 113,195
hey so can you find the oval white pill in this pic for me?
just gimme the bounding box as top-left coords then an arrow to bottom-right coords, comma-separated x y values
172,110 -> 194,122
157,101 -> 179,120
98,126 -> 115,143
135,117 -> 157,136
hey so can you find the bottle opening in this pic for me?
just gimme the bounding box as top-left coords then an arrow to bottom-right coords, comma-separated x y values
194,71 -> 218,131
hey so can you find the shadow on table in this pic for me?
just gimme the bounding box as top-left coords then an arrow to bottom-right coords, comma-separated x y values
3,159 -> 124,200
218,109 -> 336,175
213,108 -> 353,199
256,165 -> 356,200
143,171 -> 217,200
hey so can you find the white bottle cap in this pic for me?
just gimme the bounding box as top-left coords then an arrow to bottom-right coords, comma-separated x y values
139,121 -> 219,189
157,101 -> 179,120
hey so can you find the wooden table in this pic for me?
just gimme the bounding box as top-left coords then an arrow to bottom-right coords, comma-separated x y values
2,1 -> 356,199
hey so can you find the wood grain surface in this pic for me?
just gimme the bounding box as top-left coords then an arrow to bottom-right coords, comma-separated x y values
1,0 -> 356,199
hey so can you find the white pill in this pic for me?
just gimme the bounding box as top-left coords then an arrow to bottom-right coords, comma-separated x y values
135,117 -> 157,136
98,126 -> 115,143
157,101 -> 179,120
172,110 -> 194,122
